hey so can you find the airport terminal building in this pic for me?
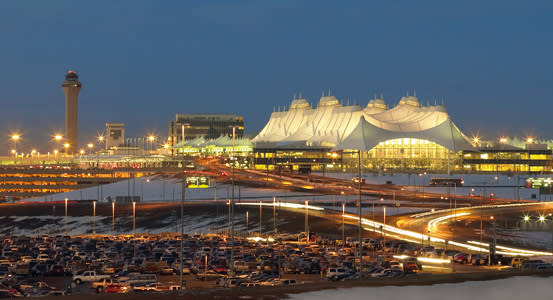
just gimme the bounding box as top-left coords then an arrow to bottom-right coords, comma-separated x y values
252,92 -> 553,174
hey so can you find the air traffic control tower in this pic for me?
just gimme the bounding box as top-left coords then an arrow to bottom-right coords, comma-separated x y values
61,70 -> 82,154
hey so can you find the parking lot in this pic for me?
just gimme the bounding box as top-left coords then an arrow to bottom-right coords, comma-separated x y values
0,232 -> 549,298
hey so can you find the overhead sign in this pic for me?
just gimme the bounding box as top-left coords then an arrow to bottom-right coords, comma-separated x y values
186,176 -> 211,188
526,177 -> 553,194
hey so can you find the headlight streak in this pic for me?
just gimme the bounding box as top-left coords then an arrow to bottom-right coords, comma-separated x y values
427,213 -> 471,231
410,202 -> 552,219
236,201 -> 324,211
342,213 -> 552,257
467,241 -> 552,256
236,201 -> 551,257
417,257 -> 451,264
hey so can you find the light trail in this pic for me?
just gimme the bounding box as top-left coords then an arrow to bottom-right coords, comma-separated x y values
342,213 -> 553,257
417,257 -> 451,264
467,241 -> 553,256
427,212 -> 471,231
236,201 -> 324,211
237,200 -> 552,257
411,202 -> 552,218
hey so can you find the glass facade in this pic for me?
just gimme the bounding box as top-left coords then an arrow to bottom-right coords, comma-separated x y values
364,138 -> 457,171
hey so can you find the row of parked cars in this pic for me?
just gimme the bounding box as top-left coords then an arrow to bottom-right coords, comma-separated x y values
1,232 -> 552,297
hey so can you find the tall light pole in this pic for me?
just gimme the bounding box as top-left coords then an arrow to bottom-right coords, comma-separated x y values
357,149 -> 362,275
342,202 -> 345,248
98,135 -> 105,150
64,198 -> 68,234
227,200 -> 231,228
229,125 -> 238,275
179,123 -> 189,289
92,201 -> 96,234
132,201 -> 136,234
259,200 -> 263,236
147,135 -> 156,152
304,200 -> 309,243
246,211 -> 249,233
111,202 -> 115,235
273,196 -> 277,234
11,134 -> 20,159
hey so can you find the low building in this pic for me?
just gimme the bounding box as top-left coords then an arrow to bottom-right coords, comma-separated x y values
462,143 -> 553,173
168,114 -> 244,153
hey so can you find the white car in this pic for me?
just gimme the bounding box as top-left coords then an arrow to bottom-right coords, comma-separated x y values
37,254 -> 49,261
326,268 -> 348,279
370,268 -> 392,278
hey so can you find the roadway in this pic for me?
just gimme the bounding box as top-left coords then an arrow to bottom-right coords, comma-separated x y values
199,158 -> 553,257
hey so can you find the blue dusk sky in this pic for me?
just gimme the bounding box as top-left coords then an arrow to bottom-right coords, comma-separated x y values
0,0 -> 552,152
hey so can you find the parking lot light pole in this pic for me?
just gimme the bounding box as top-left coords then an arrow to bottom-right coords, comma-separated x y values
230,125 -> 238,276
273,196 -> 277,234
179,123 -> 189,289
132,201 -> 136,234
357,150 -> 362,276
64,198 -> 68,235
92,201 -> 96,234
342,202 -> 345,248
111,202 -> 115,234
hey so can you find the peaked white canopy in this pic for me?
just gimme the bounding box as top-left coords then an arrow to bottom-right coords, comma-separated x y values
253,93 -> 475,152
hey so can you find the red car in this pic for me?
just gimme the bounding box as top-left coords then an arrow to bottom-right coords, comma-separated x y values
214,265 -> 228,274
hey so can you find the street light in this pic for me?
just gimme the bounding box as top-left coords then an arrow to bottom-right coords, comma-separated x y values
273,196 -> 277,234
229,124 -> 239,276
227,199 -> 231,228
64,198 -> 68,234
132,201 -> 136,234
92,201 -> 96,234
11,134 -> 20,156
259,200 -> 263,237
111,202 -> 115,234
342,202 -> 345,248
147,135 -> 156,152
304,200 -> 309,243
178,122 -> 189,290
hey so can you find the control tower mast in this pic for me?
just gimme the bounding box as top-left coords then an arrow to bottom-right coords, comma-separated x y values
61,70 -> 82,154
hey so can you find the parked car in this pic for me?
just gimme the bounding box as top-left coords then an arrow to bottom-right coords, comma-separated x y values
73,271 -> 111,284
105,283 -> 130,294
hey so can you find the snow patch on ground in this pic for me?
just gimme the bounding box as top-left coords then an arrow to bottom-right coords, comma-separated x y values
289,276 -> 553,300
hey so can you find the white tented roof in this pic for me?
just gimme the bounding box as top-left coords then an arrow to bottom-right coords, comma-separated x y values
253,92 -> 475,152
